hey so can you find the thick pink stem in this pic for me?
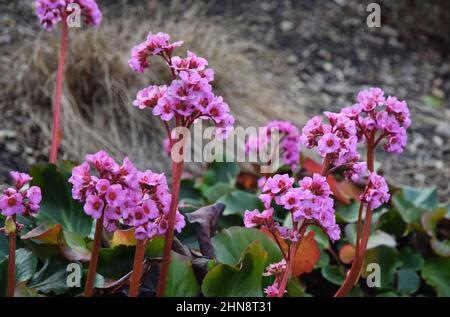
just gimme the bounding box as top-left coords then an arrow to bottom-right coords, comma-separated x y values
7,216 -> 16,297
49,19 -> 68,163
156,159 -> 184,297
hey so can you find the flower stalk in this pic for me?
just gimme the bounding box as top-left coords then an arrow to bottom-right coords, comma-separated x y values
49,17 -> 68,164
156,157 -> 184,297
128,239 -> 147,297
7,215 -> 16,297
335,132 -> 375,297
276,155 -> 332,297
84,211 -> 104,297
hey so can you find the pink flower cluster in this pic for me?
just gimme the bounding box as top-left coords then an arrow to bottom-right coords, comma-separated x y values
341,87 -> 411,154
246,120 -> 301,170
244,173 -> 340,242
130,32 -> 235,139
263,259 -> 287,297
0,172 -> 42,218
35,0 -> 102,31
300,111 -> 363,173
69,151 -> 185,239
360,172 -> 390,209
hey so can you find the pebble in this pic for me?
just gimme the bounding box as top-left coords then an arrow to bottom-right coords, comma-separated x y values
280,20 -> 294,32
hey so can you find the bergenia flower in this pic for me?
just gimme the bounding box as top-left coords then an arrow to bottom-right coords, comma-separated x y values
245,121 -> 301,170
35,0 -> 102,31
129,32 -> 235,140
0,172 -> 42,228
69,151 -> 185,239
341,87 -> 411,154
360,172 -> 390,209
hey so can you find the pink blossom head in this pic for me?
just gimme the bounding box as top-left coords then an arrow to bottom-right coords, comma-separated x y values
35,0 -> 102,31
262,174 -> 294,195
264,282 -> 282,297
133,85 -> 167,109
83,194 -> 104,219
129,32 -> 182,73
317,133 -> 341,156
361,172 -> 390,209
0,192 -> 25,217
10,171 -> 33,189
243,208 -> 274,228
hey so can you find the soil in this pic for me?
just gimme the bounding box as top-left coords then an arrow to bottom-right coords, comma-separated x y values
1,0 -> 449,201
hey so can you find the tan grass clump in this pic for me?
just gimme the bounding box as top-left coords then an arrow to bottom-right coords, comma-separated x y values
4,0 -> 298,172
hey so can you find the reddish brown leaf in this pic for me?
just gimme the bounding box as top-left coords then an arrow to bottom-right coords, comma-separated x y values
292,231 -> 321,276
261,227 -> 321,277
339,244 -> 356,264
21,224 -> 62,245
111,228 -> 137,247
236,172 -> 258,190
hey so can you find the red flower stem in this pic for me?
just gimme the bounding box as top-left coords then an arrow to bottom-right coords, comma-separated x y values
276,221 -> 309,297
49,18 -> 68,163
84,212 -> 104,297
128,239 -> 148,297
7,215 -> 16,297
156,158 -> 184,297
276,154 -> 332,297
334,132 -> 376,297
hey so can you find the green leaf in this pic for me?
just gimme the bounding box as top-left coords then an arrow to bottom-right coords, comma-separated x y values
0,235 -> 7,260
58,231 -> 91,262
0,248 -> 38,297
336,200 -> 360,223
166,252 -> 199,297
203,183 -> 234,203
30,163 -> 93,236
363,246 -> 400,289
430,238 -> 450,257
179,178 -> 204,205
345,224 -> 396,249
97,237 -> 164,280
403,186 -> 438,209
308,226 -> 330,249
212,227 -> 282,266
28,257 -> 68,295
286,278 -> 307,297
321,266 -> 344,285
202,241 -> 267,297
218,190 -> 263,217
399,247 -> 424,271
396,269 -> 420,295
421,257 -> 450,296
203,161 -> 240,186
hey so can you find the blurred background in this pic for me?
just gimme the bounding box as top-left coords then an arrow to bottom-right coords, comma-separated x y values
0,0 -> 449,201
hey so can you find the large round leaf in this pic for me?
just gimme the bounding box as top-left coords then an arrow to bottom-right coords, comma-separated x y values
30,163 -> 93,237
165,252 -> 199,297
421,257 -> 450,297
212,227 -> 281,266
218,190 -> 263,217
0,248 -> 38,297
202,241 -> 267,297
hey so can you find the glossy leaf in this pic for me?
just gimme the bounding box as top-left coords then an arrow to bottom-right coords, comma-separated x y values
111,228 -> 137,247
421,257 -> 450,296
166,252 -> 199,297
396,269 -> 420,295
30,163 -> 93,236
213,227 -> 281,266
21,224 -> 62,245
202,241 -> 267,297
28,257 -> 68,295
218,190 -> 263,217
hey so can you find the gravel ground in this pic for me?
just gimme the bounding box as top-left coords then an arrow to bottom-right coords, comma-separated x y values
1,0 -> 449,201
